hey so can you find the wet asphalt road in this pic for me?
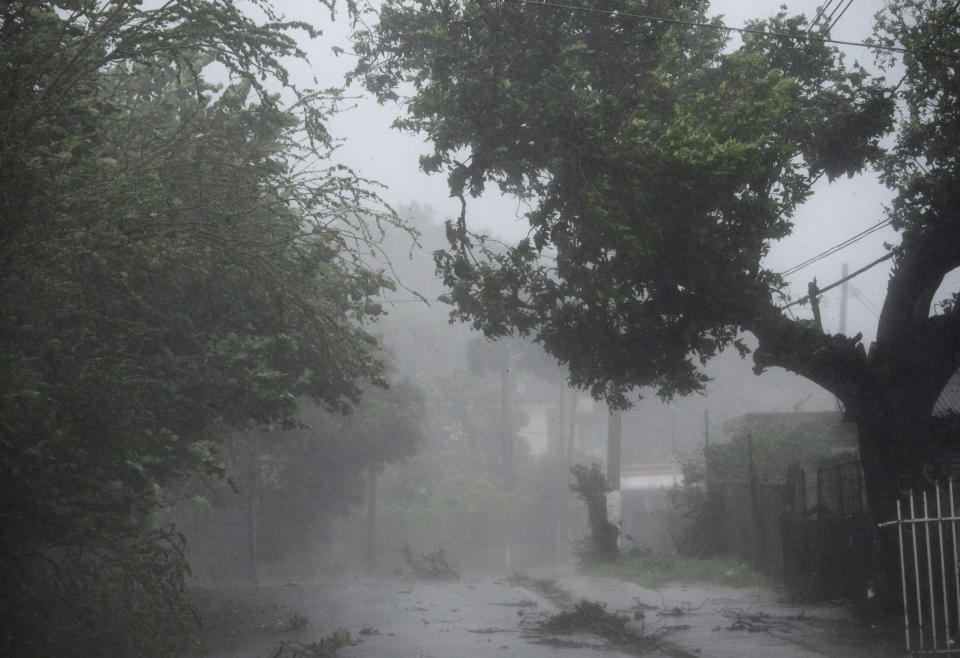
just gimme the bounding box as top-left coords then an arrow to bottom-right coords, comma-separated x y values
193,573 -> 903,658
196,576 -> 668,657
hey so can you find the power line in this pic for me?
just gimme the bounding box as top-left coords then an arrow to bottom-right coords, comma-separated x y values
821,0 -> 846,28
780,218 -> 893,278
851,288 -> 881,317
826,0 -> 856,33
511,0 -> 960,60
805,0 -> 838,35
780,251 -> 895,310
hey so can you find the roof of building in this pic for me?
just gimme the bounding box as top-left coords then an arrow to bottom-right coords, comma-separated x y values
934,370 -> 960,418
721,410 -> 843,433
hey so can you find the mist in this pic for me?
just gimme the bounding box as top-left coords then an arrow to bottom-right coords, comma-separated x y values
4,1 -> 953,656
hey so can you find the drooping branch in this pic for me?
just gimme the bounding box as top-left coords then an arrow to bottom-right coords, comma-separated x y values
748,296 -> 870,408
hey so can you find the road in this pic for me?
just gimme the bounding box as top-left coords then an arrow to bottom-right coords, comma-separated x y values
191,572 -> 903,657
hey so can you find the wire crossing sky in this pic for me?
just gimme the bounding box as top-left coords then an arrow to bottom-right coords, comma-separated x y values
511,0 -> 960,59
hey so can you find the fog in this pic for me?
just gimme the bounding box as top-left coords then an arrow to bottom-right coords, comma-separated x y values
165,202 -> 870,656
171,4 -> 899,653
7,0 -> 947,656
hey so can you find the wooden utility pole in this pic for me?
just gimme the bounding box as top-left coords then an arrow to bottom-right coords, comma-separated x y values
808,279 -> 823,331
746,433 -> 762,568
500,367 -> 514,569
557,380 -> 567,457
245,437 -> 259,584
704,408 -> 710,447
366,468 -> 377,568
839,263 -> 849,334
606,407 -> 622,490
500,367 -> 514,492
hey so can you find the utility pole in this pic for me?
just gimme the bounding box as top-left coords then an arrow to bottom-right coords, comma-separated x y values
500,366 -> 514,569
670,406 -> 677,456
557,380 -> 567,458
606,407 -> 622,490
566,388 -> 577,458
704,408 -> 710,448
839,263 -> 849,334
808,279 -> 823,331
500,367 -> 514,492
366,468 -> 377,568
245,436 -> 259,584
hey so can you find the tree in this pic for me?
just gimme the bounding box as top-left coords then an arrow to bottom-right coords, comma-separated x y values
352,0 -> 959,525
170,378 -> 425,580
570,463 -> 619,562
0,2 -> 409,655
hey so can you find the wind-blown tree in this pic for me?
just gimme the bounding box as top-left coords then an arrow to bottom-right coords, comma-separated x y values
353,0 -> 960,524
0,2 -> 409,655
173,378 -> 425,580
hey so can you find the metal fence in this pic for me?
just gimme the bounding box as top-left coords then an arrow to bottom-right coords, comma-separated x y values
817,459 -> 865,516
880,479 -> 960,655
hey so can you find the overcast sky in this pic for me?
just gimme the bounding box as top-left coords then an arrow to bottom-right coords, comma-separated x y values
270,0 -> 953,348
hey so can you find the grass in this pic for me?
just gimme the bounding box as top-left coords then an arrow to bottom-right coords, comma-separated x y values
586,548 -> 771,589
501,571 -> 573,607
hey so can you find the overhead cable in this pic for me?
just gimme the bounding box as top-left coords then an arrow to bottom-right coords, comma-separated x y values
826,0 -> 856,33
821,0 -> 849,31
780,218 -> 892,278
510,0 -> 960,60
805,0 -> 837,34
779,251 -> 895,310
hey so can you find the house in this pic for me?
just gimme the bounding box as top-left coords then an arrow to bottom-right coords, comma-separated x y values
618,462 -> 683,553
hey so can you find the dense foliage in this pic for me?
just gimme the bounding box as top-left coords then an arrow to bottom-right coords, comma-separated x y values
0,2 -> 408,655
174,380 -> 426,581
353,0 -> 960,521
669,416 -> 856,558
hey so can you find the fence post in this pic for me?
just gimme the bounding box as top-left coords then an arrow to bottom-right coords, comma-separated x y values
747,433 -> 762,568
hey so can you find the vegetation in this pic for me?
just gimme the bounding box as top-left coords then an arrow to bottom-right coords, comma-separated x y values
538,600 -> 662,653
268,634 -> 352,658
668,416 -> 855,558
168,379 -> 425,582
540,600 -> 629,636
401,544 -> 460,581
503,571 -> 572,607
570,463 -> 619,563
0,2 -> 411,655
702,417 -> 856,485
588,548 -> 770,589
353,0 -> 960,531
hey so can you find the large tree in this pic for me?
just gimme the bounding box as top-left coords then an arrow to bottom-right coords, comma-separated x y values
352,0 -> 960,523
0,1 -> 408,655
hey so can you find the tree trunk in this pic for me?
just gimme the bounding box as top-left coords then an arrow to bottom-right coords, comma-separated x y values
854,397 -> 940,607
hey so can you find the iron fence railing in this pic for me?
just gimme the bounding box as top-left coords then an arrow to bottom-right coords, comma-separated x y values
880,479 -> 960,656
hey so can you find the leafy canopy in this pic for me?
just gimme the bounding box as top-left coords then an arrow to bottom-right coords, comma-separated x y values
0,1 -> 410,655
353,0 -> 891,405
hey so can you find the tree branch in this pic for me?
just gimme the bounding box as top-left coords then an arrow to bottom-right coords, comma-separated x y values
748,296 -> 870,406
